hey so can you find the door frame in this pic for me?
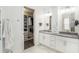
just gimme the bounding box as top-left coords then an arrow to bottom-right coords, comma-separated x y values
23,6 -> 35,51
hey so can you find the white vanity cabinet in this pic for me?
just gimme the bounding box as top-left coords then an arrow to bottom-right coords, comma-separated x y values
39,33 -> 50,46
55,36 -> 79,53
39,32 -> 79,53
44,34 -> 50,46
55,36 -> 66,52
39,32 -> 56,49
49,35 -> 56,48
65,38 -> 79,53
65,42 -> 79,53
39,33 -> 45,44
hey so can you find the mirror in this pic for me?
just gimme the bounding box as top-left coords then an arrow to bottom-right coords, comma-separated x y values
62,13 -> 75,32
63,17 -> 70,31
58,6 -> 76,33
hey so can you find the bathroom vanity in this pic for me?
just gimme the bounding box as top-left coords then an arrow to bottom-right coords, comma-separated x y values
39,30 -> 79,53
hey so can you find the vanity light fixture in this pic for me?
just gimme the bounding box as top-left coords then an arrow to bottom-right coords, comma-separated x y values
75,20 -> 79,26
39,23 -> 42,26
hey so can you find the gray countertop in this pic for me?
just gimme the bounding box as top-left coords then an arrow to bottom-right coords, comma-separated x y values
39,30 -> 79,39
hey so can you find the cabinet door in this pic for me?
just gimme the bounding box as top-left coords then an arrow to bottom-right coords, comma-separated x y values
39,33 -> 45,44
56,36 -> 65,52
49,35 -> 56,48
44,34 -> 50,46
65,41 -> 79,53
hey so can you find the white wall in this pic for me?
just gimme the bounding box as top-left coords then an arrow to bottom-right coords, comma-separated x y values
51,7 -> 58,33
6,6 -> 24,53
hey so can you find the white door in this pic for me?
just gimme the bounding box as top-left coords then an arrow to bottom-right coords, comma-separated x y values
0,7 -> 23,53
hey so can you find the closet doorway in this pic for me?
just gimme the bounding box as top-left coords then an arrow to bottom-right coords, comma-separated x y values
24,7 -> 34,49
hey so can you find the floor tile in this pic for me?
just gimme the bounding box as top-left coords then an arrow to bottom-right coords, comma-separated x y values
24,45 -> 58,53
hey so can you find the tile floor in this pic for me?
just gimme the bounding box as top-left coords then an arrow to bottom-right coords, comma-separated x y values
24,44 -> 58,53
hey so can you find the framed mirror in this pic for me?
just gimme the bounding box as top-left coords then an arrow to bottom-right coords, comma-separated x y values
62,13 -> 75,32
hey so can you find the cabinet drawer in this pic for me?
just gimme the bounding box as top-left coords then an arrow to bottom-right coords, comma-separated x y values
44,34 -> 50,46
66,38 -> 79,44
39,33 -> 45,44
50,35 -> 56,40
